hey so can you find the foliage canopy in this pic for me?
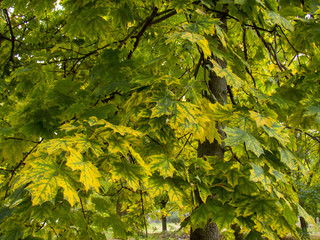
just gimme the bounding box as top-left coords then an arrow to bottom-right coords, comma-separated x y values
1,0 -> 320,239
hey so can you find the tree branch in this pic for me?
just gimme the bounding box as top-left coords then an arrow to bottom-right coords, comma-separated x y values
227,85 -> 236,105
127,7 -> 159,59
4,138 -> 43,199
176,133 -> 192,159
3,9 -> 15,68
151,10 -> 177,25
285,125 -> 320,143
242,25 -> 257,87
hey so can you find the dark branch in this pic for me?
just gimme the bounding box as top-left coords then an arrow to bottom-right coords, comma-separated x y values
176,133 -> 192,159
3,9 -> 15,68
285,125 -> 320,143
127,7 -> 159,59
227,85 -> 236,105
151,10 -> 177,25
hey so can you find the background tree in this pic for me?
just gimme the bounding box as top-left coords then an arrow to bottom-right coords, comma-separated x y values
1,0 -> 320,239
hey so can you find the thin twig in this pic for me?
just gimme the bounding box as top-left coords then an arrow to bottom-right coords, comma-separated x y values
242,25 -> 256,87
285,125 -> 320,143
176,133 -> 192,159
4,138 -> 44,199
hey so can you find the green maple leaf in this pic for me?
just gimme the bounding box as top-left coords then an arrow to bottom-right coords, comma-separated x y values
191,198 -> 221,228
105,214 -> 127,239
262,123 -> 290,146
244,198 -> 277,221
165,178 -> 186,206
148,175 -> 166,196
66,148 -> 101,192
278,147 -> 296,170
198,181 -> 212,203
150,154 -> 176,178
225,127 -> 264,157
250,163 -> 272,192
190,204 -> 210,227
225,168 -> 242,188
92,196 -> 112,213
0,223 -> 23,240
245,230 -> 264,240
30,201 -> 54,221
111,161 -> 144,191
214,205 -> 236,230
267,11 -> 294,31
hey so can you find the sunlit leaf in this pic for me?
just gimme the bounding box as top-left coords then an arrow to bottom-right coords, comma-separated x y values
225,127 -> 264,157
150,155 -> 176,178
67,148 -> 101,191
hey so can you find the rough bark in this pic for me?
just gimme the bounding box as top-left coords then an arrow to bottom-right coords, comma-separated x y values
231,224 -> 244,240
161,215 -> 167,232
189,3 -> 229,239
190,58 -> 228,240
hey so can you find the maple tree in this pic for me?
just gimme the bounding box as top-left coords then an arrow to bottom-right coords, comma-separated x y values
1,0 -> 320,239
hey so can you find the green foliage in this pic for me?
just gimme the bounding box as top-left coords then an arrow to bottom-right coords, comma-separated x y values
1,0 -> 320,239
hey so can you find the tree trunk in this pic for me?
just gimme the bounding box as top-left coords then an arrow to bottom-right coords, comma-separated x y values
300,216 -> 308,233
190,3 -> 229,239
190,56 -> 228,240
232,224 -> 244,240
161,215 -> 167,232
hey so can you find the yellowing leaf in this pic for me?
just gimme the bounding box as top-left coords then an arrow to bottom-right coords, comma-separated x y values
180,31 -> 203,44
150,155 -> 175,178
296,203 -> 316,227
249,111 -> 272,127
225,127 -> 264,157
267,11 -> 294,31
209,60 -> 244,89
198,182 -> 211,203
67,148 -> 101,192
250,163 -> 272,192
278,147 -> 296,170
75,134 -> 104,157
209,102 -> 234,121
165,178 -> 186,206
128,146 -> 150,174
262,123 -> 290,146
88,117 -> 143,137
197,38 -> 211,58
15,154 -> 79,206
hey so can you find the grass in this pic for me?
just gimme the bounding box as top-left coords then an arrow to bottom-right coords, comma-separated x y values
105,222 -> 320,239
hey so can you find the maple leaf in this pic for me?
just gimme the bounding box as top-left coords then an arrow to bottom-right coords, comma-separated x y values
15,154 -> 79,206
150,154 -> 176,178
225,127 -> 264,157
66,148 -> 101,192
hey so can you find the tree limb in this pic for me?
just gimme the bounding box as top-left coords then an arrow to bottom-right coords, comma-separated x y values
127,7 -> 159,59
3,9 -> 15,68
